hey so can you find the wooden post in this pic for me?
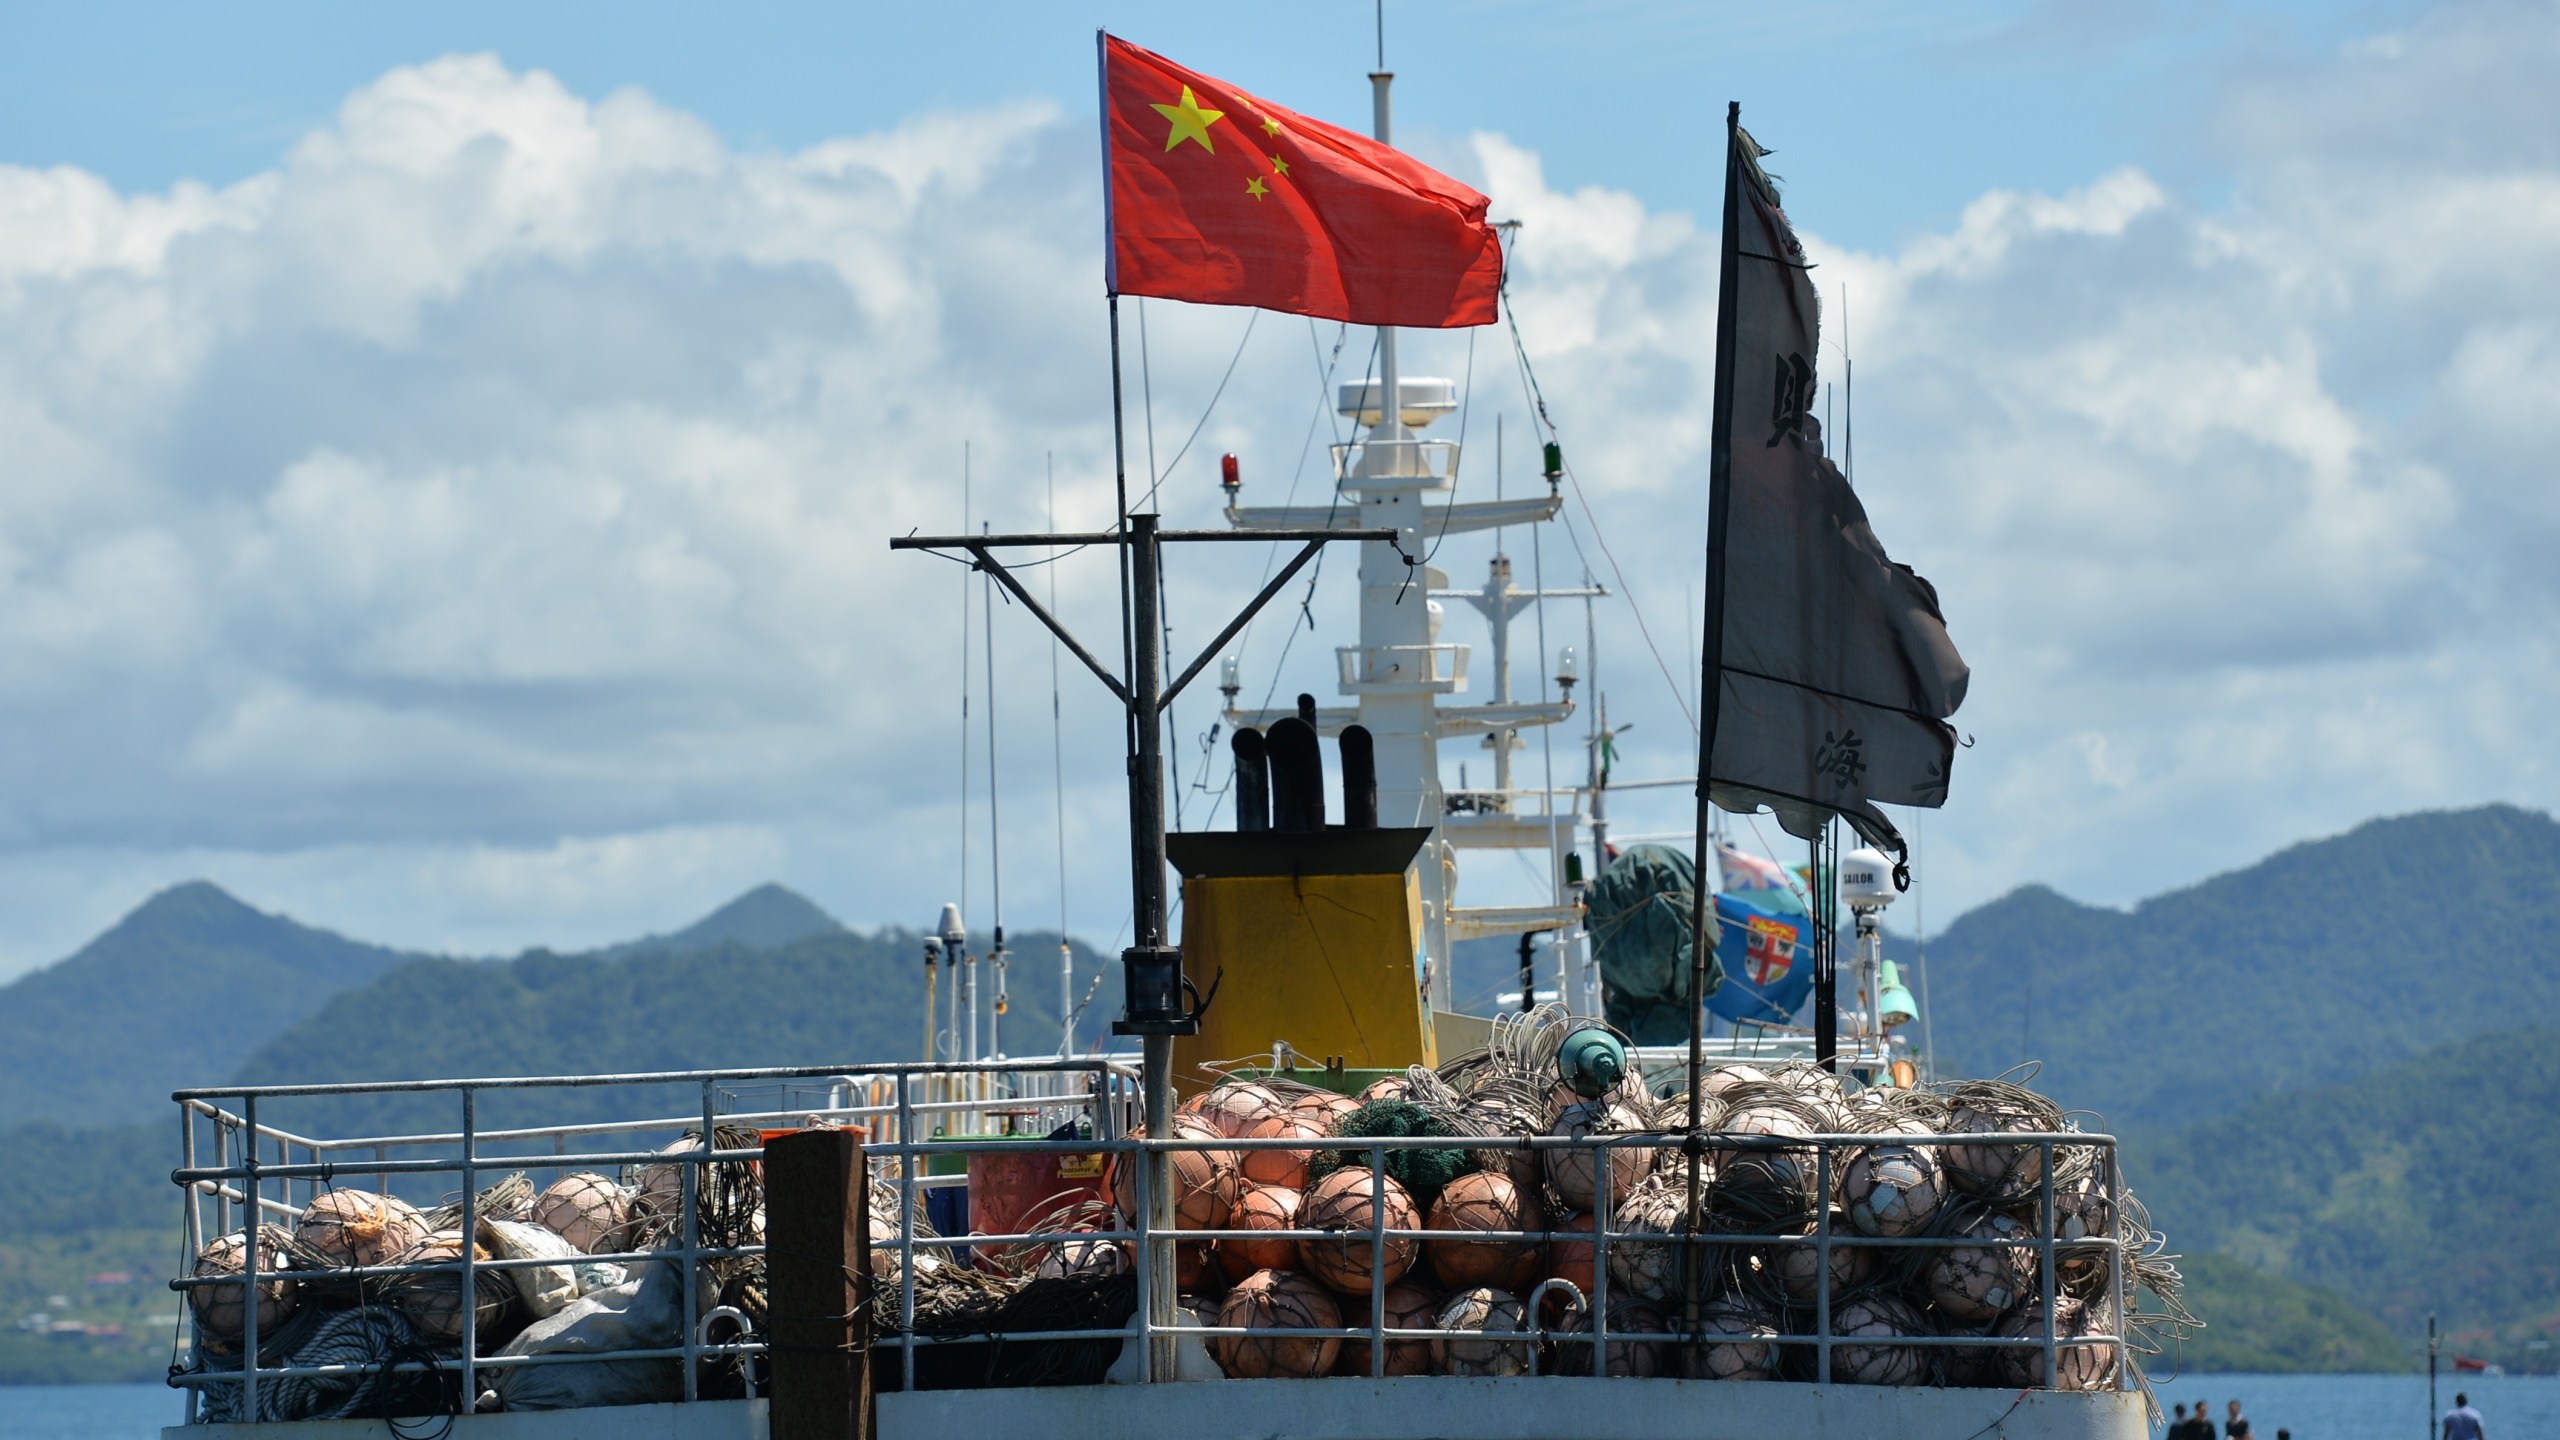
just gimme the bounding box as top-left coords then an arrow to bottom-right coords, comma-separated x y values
767,1129 -> 872,1440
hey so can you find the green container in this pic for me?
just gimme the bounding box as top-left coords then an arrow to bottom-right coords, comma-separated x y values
1214,1065 -> 1404,1098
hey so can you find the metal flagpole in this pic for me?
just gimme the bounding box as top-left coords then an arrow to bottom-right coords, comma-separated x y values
984,518 -> 1008,1060
1683,99 -> 1746,1363
1098,30 -> 1170,1377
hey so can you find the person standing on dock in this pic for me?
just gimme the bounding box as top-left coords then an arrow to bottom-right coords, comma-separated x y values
2225,1397 -> 2253,1438
2442,1391 -> 2486,1440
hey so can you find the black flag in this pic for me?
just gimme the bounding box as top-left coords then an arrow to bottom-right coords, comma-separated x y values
1696,114 -> 1968,859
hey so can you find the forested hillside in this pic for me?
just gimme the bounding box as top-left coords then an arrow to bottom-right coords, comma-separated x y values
1911,804 -> 2560,1131
227,927 -> 1119,1139
0,883 -> 426,1128
2127,1022 -> 2560,1365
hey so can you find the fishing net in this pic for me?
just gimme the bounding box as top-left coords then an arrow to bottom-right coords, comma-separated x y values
1827,1292 -> 1932,1386
1552,1298 -> 1670,1377
1544,1098 -> 1654,1213
873,1269 -> 1139,1390
189,1227 -> 302,1342
1423,1171 -> 1545,1292
1705,1084 -> 1836,1235
1335,1278 -> 1439,1376
294,1190 -> 428,1303
385,1227 -> 519,1349
1298,1167 -> 1420,1297
528,1172 -> 631,1256
1431,1286 -> 1531,1377
1213,1270 -> 1340,1379
1684,1295 -> 1782,1381
1935,1070 -> 2063,1201
1304,1098 -> 1474,1210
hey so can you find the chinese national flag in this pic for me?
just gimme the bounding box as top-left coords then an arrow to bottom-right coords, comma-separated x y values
1101,33 -> 1503,328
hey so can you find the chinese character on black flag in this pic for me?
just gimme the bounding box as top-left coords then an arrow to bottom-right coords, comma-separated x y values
1696,120 -> 1970,858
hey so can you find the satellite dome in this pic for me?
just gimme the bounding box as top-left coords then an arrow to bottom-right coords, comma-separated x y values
1339,375 -> 1459,428
1839,846 -> 1897,909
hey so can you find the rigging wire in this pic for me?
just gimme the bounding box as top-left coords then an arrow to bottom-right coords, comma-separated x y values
1502,260 -> 1697,735
1226,320 -> 1354,679
1134,303 -> 1260,830
1134,304 -> 1188,829
1250,329 -> 1375,722
1527,411 -> 1571,1010
1417,320 -> 1480,570
1147,310 -> 1263,509
1181,320 -> 1358,833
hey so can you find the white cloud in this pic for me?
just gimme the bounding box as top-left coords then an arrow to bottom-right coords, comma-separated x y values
1,8 -> 2554,977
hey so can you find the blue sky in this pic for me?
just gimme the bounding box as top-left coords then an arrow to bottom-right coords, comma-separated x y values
7,1 -> 2395,252
0,0 -> 2548,974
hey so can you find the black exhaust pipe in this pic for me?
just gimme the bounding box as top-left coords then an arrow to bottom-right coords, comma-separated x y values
1339,724 -> 1377,831
1266,715 -> 1325,833
1231,727 -> 1270,833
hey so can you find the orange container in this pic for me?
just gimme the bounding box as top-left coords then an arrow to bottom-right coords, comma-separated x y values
967,1145 -> 1107,1270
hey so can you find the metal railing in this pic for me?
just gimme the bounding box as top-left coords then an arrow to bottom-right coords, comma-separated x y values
169,1059 -> 1138,1423
1009,1129 -> 2133,1389
173,1066 -> 2127,1423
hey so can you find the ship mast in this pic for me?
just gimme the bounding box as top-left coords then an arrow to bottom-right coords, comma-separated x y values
1223,68 -> 1589,1014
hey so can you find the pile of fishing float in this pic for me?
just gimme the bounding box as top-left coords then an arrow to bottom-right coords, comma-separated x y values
1039,1008 -> 2191,1389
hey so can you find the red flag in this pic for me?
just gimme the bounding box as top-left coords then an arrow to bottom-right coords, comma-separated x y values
1100,33 -> 1502,328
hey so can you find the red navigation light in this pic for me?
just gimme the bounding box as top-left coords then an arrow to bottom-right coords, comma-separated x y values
1220,453 -> 1241,492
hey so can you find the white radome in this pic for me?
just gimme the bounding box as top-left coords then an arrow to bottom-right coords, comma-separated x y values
1838,846 -> 1898,909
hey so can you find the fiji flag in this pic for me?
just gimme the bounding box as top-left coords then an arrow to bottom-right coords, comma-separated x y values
1714,842 -> 1808,916
1706,891 -> 1813,1025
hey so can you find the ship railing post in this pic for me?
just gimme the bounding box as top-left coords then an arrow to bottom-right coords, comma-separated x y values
212,1118 -> 231,1275
2038,1138 -> 2058,1389
459,1086 -> 478,1413
2107,1139 -> 2128,1390
897,1074 -> 918,1394
1594,1141 -> 1612,1370
681,1079 -> 714,1403
1132,1124 -> 1157,1381
1814,1141 -> 1832,1384
1370,1143 -> 1388,1378
1592,1139 -> 1611,1366
179,1103 -> 202,1424
241,1091 -> 260,1421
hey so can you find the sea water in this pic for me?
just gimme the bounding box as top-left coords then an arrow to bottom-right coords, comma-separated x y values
5,1372 -> 2556,1438
2155,1372 -> 2555,1439
0,1382 -> 180,1439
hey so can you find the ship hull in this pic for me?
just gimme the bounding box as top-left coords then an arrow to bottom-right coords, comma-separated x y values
171,1377 -> 2146,1440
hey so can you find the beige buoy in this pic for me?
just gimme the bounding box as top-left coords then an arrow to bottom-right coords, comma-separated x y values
190,1230 -> 298,1341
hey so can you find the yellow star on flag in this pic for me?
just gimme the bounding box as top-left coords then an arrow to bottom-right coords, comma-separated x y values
1245,176 -> 1269,200
1269,155 -> 1290,176
1261,116 -> 1282,137
1152,85 -> 1226,153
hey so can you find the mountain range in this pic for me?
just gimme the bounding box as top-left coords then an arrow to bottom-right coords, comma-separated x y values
1906,803 -> 2560,1134
5,802 -> 2558,1380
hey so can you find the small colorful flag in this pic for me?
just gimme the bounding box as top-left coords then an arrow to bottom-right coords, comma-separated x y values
1714,842 -> 1807,916
1707,892 -> 1813,1025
